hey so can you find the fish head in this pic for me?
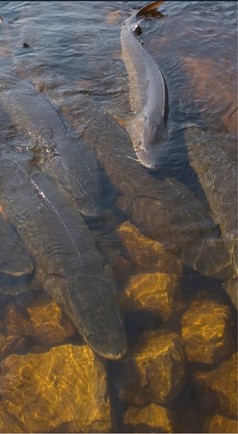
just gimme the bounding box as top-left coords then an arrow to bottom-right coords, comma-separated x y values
128,115 -> 167,170
62,263 -> 127,360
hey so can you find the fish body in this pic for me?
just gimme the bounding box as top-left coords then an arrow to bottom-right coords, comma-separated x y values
185,126 -> 238,307
0,159 -> 126,359
82,109 -> 236,282
0,212 -> 34,277
120,1 -> 167,169
0,77 -> 101,217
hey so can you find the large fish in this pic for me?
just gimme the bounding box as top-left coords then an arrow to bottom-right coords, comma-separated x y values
0,212 -> 34,277
0,76 -> 101,217
82,108 -> 236,282
120,1 -> 167,169
185,126 -> 238,308
0,159 -> 126,360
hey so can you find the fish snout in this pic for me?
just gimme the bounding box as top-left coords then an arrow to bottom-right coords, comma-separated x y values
135,147 -> 160,171
84,318 -> 127,360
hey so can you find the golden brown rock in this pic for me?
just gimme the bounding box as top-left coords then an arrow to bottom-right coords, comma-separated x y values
181,298 -> 235,364
117,221 -> 182,275
118,330 -> 186,405
120,272 -> 180,321
123,403 -> 174,433
0,344 -> 111,433
204,414 -> 238,433
26,300 -> 76,345
0,333 -> 29,361
194,352 -> 237,418
5,303 -> 34,337
0,403 -> 24,433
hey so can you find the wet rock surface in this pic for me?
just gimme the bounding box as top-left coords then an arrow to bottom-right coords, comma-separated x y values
120,272 -> 180,322
117,330 -> 186,406
181,298 -> 235,364
0,344 -> 111,433
118,221 -> 182,322
4,303 -> 34,337
2,297 -> 76,346
204,414 -> 238,433
118,221 -> 182,276
0,403 -> 24,433
26,300 -> 76,344
193,352 -> 237,419
123,403 -> 174,433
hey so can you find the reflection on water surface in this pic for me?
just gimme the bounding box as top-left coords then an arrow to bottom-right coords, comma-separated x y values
0,1 -> 237,432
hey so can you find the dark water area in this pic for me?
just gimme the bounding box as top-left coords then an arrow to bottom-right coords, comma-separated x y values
0,1 -> 237,433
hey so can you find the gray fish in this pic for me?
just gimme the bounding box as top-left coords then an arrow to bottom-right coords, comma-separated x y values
82,108 -> 236,282
120,1 -> 167,169
0,159 -> 126,360
0,77 -> 101,217
185,126 -> 238,308
0,212 -> 34,277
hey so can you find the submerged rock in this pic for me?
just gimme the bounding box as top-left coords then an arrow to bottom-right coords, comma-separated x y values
193,352 -> 237,418
3,299 -> 76,345
123,403 -> 174,433
5,302 -> 34,337
0,344 -> 111,432
120,272 -> 180,322
117,221 -> 182,321
0,403 -> 24,433
204,414 -> 238,433
117,221 -> 182,276
117,330 -> 186,406
0,333 -> 30,361
26,300 -> 76,345
181,298 -> 235,364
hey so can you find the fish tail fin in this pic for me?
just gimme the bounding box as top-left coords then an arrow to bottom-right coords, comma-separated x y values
136,1 -> 165,18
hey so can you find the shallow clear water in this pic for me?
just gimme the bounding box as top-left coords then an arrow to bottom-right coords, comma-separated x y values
0,1 -> 237,433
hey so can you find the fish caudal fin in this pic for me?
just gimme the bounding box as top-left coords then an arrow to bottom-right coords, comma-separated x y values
136,1 -> 165,18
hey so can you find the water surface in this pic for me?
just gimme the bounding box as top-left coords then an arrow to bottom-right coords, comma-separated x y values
0,1 -> 237,432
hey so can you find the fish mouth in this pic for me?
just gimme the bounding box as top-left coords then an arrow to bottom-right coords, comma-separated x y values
135,148 -> 160,171
145,161 -> 160,171
139,157 -> 160,171
96,344 -> 127,360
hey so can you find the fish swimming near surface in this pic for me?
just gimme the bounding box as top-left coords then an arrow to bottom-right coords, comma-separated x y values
185,126 -> 238,308
120,1 -> 167,170
0,76 -> 102,217
82,108 -> 236,284
0,158 -> 127,360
